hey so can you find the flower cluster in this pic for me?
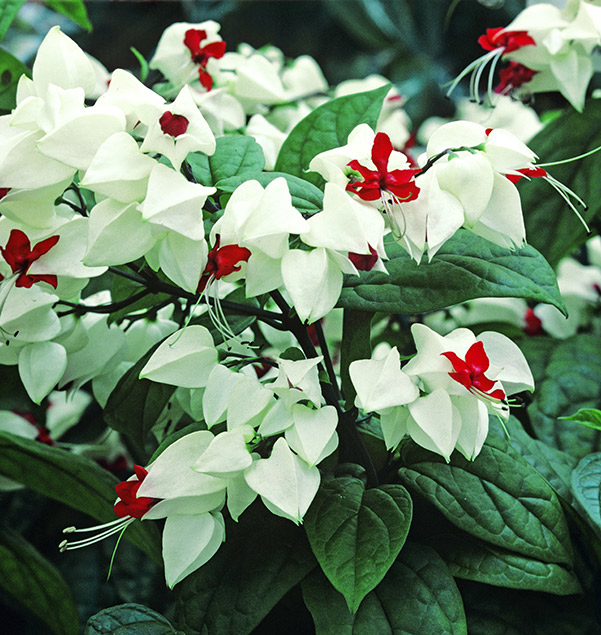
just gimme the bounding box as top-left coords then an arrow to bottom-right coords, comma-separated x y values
351,324 -> 534,461
450,0 -> 601,111
0,20 -> 551,590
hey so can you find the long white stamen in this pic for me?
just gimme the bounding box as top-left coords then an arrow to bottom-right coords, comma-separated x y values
63,516 -> 127,534
537,144 -> 601,168
446,49 -> 500,100
544,175 -> 590,231
486,49 -> 503,104
471,49 -> 501,103
59,518 -> 134,551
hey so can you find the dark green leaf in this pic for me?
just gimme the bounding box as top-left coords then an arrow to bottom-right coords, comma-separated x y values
461,579 -> 600,634
85,603 -> 179,635
187,136 -> 265,186
502,416 -> 577,504
339,232 -> 565,314
521,335 -> 601,459
43,0 -> 92,31
0,431 -> 161,562
104,339 -> 177,445
521,99 -> 601,267
431,531 -> 580,595
0,529 -> 79,635
173,510 -> 315,635
571,452 -> 601,531
0,47 -> 29,111
0,0 -> 27,42
302,542 -> 467,634
274,85 -> 390,187
398,432 -> 573,565
560,407 -> 601,431
304,476 -> 412,613
216,171 -> 324,214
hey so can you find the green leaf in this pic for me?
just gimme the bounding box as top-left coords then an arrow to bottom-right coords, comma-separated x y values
0,529 -> 79,635
43,0 -> 92,31
173,510 -> 315,635
338,232 -> 565,315
571,452 -> 601,531
520,335 -> 601,459
398,431 -> 573,565
502,417 -> 577,504
521,99 -> 601,267
274,84 -> 390,187
0,0 -> 26,42
461,580 -> 600,634
0,47 -> 30,111
304,476 -> 412,613
104,339 -> 177,445
431,531 -> 580,595
560,407 -> 601,431
187,136 -> 265,186
85,603 -> 180,635
216,171 -> 324,215
0,431 -> 161,562
302,542 -> 467,634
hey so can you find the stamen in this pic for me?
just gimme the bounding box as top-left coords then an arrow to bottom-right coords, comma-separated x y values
544,175 -> 590,231
536,144 -> 601,168
59,517 -> 134,551
446,49 -> 500,101
62,516 -> 128,534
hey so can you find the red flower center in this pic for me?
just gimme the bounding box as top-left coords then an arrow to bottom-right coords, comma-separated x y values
495,62 -> 537,94
159,111 -> 189,137
113,465 -> 158,519
478,28 -> 536,54
349,245 -> 379,271
197,236 -> 252,293
0,229 -> 59,289
346,132 -> 420,203
441,341 -> 505,401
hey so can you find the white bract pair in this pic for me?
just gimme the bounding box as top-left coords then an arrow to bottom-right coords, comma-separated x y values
350,324 -> 534,461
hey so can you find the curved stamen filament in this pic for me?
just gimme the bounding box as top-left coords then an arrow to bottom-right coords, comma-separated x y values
59,517 -> 134,551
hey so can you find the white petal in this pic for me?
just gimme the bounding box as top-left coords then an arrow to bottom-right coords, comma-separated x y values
162,512 -> 225,588
18,342 -> 66,404
139,326 -> 217,388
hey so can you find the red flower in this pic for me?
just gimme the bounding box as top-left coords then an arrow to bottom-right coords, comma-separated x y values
1,229 -> 59,289
506,166 -> 547,184
495,62 -> 537,94
349,245 -> 379,271
478,28 -> 536,54
0,188 -> 10,200
159,111 -> 189,137
113,465 -> 157,519
523,308 -> 543,336
346,132 -> 420,203
197,236 -> 252,293
441,341 -> 505,400
183,29 -> 226,92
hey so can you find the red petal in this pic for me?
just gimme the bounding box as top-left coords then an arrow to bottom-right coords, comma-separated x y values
29,234 -> 60,261
449,371 -> 472,390
465,341 -> 489,374
441,350 -> 470,374
198,67 -> 213,91
472,374 -> 496,392
16,273 -> 58,289
203,40 -> 226,60
1,229 -> 31,272
371,132 -> 393,175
